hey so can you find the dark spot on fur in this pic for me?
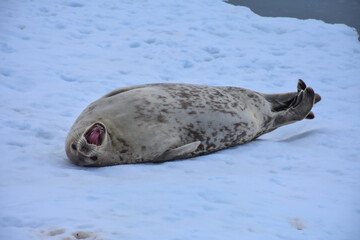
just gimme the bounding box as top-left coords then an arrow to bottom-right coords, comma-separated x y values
188,111 -> 197,115
234,122 -> 249,131
222,126 -> 230,132
186,125 -> 205,141
219,137 -> 225,143
179,100 -> 192,109
141,146 -> 146,151
179,91 -> 191,98
234,132 -> 247,143
213,89 -> 224,97
157,95 -> 167,102
198,144 -> 205,151
206,143 -> 217,151
157,114 -> 167,123
204,136 -> 217,151
146,108 -> 155,114
86,103 -> 96,113
134,104 -> 153,121
231,102 -> 238,108
262,115 -> 273,129
117,137 -> 129,147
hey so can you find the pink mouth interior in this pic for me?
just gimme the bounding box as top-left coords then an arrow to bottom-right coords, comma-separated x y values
85,124 -> 104,146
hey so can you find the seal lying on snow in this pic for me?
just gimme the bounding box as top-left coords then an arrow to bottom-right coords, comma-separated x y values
65,80 -> 321,166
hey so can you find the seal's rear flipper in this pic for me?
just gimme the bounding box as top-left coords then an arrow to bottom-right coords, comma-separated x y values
305,112 -> 315,119
264,79 -> 321,112
154,141 -> 201,163
298,79 -> 321,104
273,87 -> 315,129
297,79 -> 307,92
264,92 -> 297,112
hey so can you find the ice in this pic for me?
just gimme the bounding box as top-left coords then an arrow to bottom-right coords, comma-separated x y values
1,0 -> 359,239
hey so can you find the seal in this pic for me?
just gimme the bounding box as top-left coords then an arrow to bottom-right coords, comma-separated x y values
65,79 -> 321,166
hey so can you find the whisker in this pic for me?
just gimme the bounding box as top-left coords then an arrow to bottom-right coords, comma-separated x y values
64,119 -> 82,140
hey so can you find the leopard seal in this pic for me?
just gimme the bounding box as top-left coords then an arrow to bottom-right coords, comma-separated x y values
65,79 -> 321,166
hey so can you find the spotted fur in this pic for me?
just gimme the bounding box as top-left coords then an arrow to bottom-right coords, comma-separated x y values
65,80 -> 320,166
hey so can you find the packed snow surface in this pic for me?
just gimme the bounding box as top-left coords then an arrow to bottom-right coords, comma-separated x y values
1,0 -> 360,239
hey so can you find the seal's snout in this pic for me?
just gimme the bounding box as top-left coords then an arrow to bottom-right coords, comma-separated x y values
85,123 -> 105,146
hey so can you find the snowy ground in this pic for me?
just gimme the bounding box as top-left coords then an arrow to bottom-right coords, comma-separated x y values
1,0 -> 360,239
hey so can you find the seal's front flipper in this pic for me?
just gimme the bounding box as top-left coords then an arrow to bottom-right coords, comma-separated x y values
154,141 -> 201,163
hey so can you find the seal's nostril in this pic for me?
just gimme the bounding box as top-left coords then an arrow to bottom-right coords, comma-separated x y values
90,156 -> 98,161
71,143 -> 77,151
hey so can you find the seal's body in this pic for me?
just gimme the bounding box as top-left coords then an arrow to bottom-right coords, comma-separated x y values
65,80 -> 320,166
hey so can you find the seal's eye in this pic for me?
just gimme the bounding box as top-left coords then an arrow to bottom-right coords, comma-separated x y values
71,143 -> 77,151
90,156 -> 98,161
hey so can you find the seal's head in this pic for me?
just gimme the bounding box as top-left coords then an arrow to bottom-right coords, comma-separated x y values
65,122 -> 119,166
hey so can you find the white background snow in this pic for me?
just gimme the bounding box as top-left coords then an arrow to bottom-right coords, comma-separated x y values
1,0 -> 360,239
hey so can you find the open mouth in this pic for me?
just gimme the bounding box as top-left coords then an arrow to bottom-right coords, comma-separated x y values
84,123 -> 105,146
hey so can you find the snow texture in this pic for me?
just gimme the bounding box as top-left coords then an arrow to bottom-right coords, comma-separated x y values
1,0 -> 360,239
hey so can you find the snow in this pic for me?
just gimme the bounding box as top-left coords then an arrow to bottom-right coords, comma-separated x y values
1,0 -> 360,239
